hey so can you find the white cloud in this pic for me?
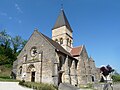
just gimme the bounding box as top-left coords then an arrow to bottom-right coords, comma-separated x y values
15,3 -> 23,13
0,12 -> 13,20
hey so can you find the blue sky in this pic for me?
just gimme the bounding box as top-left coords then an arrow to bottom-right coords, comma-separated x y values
0,0 -> 120,72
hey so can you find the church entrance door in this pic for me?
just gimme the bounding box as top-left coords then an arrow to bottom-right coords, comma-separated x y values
31,71 -> 35,82
92,76 -> 94,82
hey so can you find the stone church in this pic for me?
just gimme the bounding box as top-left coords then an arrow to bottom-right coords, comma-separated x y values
12,9 -> 100,86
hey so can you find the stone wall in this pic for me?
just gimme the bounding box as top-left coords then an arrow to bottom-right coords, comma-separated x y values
77,46 -> 89,85
16,30 -> 57,85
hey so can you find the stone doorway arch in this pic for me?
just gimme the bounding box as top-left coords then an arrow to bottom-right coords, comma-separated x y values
27,64 -> 36,82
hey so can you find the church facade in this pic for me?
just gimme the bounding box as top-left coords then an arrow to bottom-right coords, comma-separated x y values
12,9 -> 100,86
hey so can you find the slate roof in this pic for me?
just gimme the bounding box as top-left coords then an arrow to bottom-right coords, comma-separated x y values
70,46 -> 83,56
52,9 -> 73,32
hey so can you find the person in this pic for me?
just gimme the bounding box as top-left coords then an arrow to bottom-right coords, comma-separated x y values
100,65 -> 114,90
21,72 -> 26,82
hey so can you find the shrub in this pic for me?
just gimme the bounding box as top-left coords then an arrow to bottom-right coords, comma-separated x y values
19,81 -> 58,90
112,75 -> 120,82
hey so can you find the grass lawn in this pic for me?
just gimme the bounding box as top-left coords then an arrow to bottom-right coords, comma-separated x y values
0,76 -> 18,82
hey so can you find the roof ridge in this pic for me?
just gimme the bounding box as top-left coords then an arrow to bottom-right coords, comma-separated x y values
72,45 -> 84,48
38,31 -> 73,57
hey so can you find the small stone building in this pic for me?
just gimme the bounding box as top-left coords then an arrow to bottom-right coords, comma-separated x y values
12,9 -> 100,86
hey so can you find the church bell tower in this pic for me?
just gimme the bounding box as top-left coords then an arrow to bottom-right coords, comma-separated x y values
52,9 -> 73,52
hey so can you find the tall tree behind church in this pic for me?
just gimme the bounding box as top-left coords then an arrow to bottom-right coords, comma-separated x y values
0,30 -> 27,66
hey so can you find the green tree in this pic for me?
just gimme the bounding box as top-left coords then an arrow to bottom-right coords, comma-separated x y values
0,46 -> 8,65
11,36 -> 23,53
0,30 -> 11,49
0,30 -> 27,66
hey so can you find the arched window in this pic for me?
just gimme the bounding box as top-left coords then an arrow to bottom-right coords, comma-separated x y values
24,55 -> 27,62
70,40 -> 72,47
55,39 -> 58,42
19,66 -> 22,75
67,38 -> 69,46
60,38 -> 63,45
58,56 -> 63,71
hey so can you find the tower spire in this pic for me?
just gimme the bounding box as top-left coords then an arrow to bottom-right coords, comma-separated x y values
52,9 -> 73,32
52,7 -> 73,52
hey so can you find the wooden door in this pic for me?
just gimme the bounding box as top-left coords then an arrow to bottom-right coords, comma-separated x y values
31,72 -> 35,82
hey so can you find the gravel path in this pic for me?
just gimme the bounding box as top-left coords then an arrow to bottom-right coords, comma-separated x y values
0,82 -> 33,90
113,83 -> 120,90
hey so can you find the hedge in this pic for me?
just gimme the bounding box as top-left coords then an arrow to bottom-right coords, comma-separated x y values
19,80 -> 58,90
